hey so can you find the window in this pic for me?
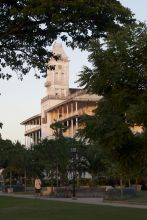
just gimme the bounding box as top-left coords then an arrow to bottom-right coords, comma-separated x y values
61,89 -> 64,96
55,72 -> 58,81
55,88 -> 58,96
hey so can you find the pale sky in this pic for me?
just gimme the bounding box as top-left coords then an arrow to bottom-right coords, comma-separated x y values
0,0 -> 147,144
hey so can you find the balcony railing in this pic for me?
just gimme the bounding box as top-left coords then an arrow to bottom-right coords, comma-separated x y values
25,125 -> 41,135
51,109 -> 94,124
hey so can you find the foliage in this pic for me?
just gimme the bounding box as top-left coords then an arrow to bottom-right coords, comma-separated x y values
0,138 -> 35,184
78,23 -> 147,177
50,120 -> 69,139
0,122 -> 3,129
0,136 -> 108,186
0,0 -> 133,79
32,138 -> 71,184
77,141 -> 107,179
0,122 -> 3,139
4,141 -> 27,174
0,138 -> 14,169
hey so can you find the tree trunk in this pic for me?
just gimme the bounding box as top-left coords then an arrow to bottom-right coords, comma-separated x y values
50,170 -> 54,193
135,177 -> 138,191
24,169 -> 27,192
10,171 -> 12,188
90,172 -> 95,186
120,176 -> 123,199
56,164 -> 59,187
128,178 -> 131,187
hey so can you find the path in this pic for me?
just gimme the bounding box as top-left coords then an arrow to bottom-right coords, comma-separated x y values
0,192 -> 147,210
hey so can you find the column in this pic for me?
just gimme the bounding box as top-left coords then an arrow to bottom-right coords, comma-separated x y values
76,117 -> 78,131
27,135 -> 29,147
32,133 -> 35,145
57,108 -> 60,120
71,119 -> 74,138
66,104 -> 69,118
75,101 -> 78,115
38,130 -> 40,142
25,135 -> 26,147
62,106 -> 64,119
29,135 -> 31,147
35,132 -> 38,145
40,130 -> 41,141
26,135 -> 28,147
66,120 -> 69,137
27,134 -> 30,147
71,103 -> 73,116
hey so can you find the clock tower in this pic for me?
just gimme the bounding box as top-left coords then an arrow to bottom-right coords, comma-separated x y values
45,43 -> 69,97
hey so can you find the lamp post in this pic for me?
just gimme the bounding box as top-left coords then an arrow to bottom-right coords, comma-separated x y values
71,147 -> 76,199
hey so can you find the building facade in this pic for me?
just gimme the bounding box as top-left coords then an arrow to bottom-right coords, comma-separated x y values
21,43 -> 100,146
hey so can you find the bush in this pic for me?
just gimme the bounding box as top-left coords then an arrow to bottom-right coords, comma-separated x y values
104,188 -> 136,200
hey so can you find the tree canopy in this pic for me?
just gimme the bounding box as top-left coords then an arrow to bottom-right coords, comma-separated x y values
78,23 -> 147,176
79,23 -> 147,129
0,0 -> 133,79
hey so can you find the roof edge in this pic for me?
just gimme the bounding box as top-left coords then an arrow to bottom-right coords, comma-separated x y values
20,113 -> 41,125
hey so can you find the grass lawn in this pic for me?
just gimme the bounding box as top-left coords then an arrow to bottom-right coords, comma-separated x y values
0,196 -> 147,220
128,191 -> 147,203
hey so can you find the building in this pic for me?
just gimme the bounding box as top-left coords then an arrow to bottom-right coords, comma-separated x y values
21,43 -> 100,146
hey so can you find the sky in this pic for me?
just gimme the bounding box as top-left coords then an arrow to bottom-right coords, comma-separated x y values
0,0 -> 147,144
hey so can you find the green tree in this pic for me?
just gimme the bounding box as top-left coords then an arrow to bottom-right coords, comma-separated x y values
50,120 -> 69,139
77,142 -> 107,186
0,123 -> 3,129
78,23 -> 147,179
0,138 -> 13,170
33,138 -> 71,186
0,122 -> 3,139
0,0 -> 133,79
0,0 -> 134,127
0,139 -> 29,186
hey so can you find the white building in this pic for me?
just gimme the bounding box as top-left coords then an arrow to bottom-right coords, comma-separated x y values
21,43 -> 100,146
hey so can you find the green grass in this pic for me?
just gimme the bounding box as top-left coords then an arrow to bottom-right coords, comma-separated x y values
0,196 -> 147,220
127,191 -> 147,203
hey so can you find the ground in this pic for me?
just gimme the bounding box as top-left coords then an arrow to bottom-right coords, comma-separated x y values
0,196 -> 147,220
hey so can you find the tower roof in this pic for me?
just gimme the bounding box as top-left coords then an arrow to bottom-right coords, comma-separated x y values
52,43 -> 68,60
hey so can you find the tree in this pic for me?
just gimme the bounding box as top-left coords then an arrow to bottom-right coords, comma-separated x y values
9,141 -> 31,187
32,138 -> 71,186
0,122 -> 3,139
0,0 -> 133,79
0,122 -> 3,129
50,120 -> 69,139
0,138 -> 14,170
78,23 -> 147,179
0,0 -> 134,128
77,142 -> 107,185
0,139 -> 29,186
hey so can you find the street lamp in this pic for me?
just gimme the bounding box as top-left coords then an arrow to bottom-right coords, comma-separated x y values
71,147 -> 77,199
